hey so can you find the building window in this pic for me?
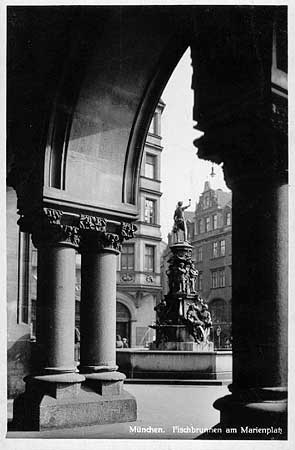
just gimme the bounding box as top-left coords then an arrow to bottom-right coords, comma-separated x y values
219,269 -> 226,287
211,269 -> 226,288
220,240 -> 226,257
198,272 -> 203,291
149,113 -> 159,135
145,154 -> 156,179
213,214 -> 218,230
213,241 -> 218,258
121,244 -> 135,270
199,219 -> 204,234
212,270 -> 218,288
196,246 -> 203,263
226,212 -> 231,226
204,196 -> 209,208
144,198 -> 156,224
213,240 -> 226,258
205,216 -> 211,232
145,245 -> 155,272
194,221 -> 198,235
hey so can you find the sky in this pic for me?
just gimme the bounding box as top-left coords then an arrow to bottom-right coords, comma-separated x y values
160,48 -> 230,241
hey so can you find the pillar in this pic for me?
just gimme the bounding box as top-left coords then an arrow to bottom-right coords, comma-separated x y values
13,208 -> 85,430
213,160 -> 288,437
37,245 -> 79,374
13,211 -> 137,430
79,241 -> 119,373
78,221 -> 137,422
190,8 -> 287,438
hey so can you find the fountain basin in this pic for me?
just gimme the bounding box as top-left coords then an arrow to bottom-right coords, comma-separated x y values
116,349 -> 232,380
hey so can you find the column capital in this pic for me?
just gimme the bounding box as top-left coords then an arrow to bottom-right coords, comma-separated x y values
18,207 -> 80,249
79,216 -> 137,253
194,116 -> 288,190
17,208 -> 137,251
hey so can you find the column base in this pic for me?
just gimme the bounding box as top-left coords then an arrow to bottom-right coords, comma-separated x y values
12,371 -> 137,431
210,386 -> 287,440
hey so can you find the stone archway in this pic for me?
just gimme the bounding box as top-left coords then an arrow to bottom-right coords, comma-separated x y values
7,6 -> 287,435
116,302 -> 131,346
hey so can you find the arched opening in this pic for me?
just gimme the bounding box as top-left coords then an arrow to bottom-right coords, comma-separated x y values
116,302 -> 131,346
6,6 -> 287,435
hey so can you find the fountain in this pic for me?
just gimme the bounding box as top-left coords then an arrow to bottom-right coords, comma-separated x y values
116,200 -> 231,380
150,240 -> 213,352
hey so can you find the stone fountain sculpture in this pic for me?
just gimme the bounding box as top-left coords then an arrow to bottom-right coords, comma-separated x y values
150,200 -> 213,351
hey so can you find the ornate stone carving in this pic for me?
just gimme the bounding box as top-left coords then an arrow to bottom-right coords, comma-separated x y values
18,208 -> 80,248
186,298 -> 212,344
43,208 -> 63,225
79,214 -> 106,232
166,243 -> 194,295
154,299 -> 167,324
120,273 -> 134,282
119,222 -> 137,241
60,225 -> 80,247
102,232 -> 121,251
80,220 -> 137,252
146,275 -> 154,283
80,231 -> 122,253
18,209 -> 137,252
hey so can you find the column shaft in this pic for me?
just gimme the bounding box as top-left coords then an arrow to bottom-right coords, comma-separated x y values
37,244 -> 77,373
232,180 -> 288,388
80,248 -> 119,372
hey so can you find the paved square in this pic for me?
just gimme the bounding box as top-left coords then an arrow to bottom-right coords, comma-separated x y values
7,383 -> 229,439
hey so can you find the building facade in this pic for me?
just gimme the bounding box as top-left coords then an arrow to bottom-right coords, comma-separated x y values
115,101 -> 165,347
187,181 -> 232,349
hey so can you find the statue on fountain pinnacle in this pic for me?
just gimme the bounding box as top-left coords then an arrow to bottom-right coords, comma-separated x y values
172,199 -> 191,242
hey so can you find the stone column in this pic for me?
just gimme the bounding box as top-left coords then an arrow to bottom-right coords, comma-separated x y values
77,219 -> 137,422
79,241 -> 119,373
190,9 -> 287,437
212,141 -> 288,437
13,208 -> 85,430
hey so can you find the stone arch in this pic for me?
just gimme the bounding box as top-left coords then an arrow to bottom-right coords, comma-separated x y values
7,6 -> 287,432
116,292 -> 137,322
116,293 -> 137,347
42,10 -> 192,222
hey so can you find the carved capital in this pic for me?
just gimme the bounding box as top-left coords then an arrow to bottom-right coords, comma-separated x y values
18,209 -> 137,253
79,214 -> 107,232
18,208 -> 80,249
80,231 -> 121,253
79,218 -> 136,253
119,222 -> 137,242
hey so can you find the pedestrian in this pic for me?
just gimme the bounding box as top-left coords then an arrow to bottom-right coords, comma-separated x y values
116,335 -> 123,348
122,337 -> 129,348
